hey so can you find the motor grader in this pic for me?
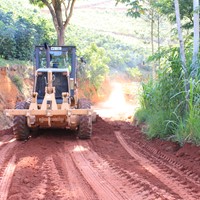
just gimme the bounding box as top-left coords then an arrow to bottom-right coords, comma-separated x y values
5,44 -> 94,140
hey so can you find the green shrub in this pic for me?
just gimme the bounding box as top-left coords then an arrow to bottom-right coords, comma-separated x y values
77,43 -> 110,97
135,108 -> 149,124
146,110 -> 172,139
11,75 -> 23,92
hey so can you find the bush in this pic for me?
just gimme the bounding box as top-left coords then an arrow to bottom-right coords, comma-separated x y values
77,43 -> 110,99
134,108 -> 149,124
11,75 -> 23,92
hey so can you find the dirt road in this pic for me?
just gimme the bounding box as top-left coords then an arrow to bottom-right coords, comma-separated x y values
0,114 -> 200,200
1,82 -> 200,199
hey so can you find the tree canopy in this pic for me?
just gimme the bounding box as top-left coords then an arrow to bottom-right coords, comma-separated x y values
116,0 -> 193,28
0,5 -> 54,60
29,0 -> 76,45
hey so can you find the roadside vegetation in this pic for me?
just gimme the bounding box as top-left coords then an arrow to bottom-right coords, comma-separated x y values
128,0 -> 200,145
136,43 -> 200,145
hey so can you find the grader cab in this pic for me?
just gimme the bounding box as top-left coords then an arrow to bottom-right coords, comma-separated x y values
5,44 -> 94,140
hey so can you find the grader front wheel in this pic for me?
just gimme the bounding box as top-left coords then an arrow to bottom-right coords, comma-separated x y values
77,99 -> 92,139
13,101 -> 30,141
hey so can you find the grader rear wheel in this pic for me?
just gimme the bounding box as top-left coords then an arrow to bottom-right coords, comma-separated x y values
77,98 -> 92,139
13,101 -> 30,141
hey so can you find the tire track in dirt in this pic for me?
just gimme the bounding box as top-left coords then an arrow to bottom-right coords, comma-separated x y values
0,156 -> 16,200
116,131 -> 200,200
0,139 -> 17,167
0,134 -> 18,200
9,155 -> 68,200
0,135 -> 13,147
115,120 -> 200,187
7,132 -> 98,200
142,141 -> 200,186
41,154 -> 97,200
57,150 -> 98,200
69,139 -> 175,200
69,140 -> 128,200
25,155 -> 81,200
26,156 -> 52,199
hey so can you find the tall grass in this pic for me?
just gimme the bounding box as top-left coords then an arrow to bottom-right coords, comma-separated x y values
174,80 -> 200,144
136,45 -> 200,145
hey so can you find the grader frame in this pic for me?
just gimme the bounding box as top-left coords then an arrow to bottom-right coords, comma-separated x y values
5,45 -> 94,140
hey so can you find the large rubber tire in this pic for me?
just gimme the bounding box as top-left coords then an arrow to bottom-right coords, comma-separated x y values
77,98 -> 92,139
13,101 -> 30,141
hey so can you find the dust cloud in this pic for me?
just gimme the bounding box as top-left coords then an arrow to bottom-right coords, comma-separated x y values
94,81 -> 140,121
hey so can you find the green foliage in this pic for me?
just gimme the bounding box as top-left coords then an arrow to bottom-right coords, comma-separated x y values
0,2 -> 55,60
136,40 -> 200,145
146,110 -> 172,139
171,81 -> 200,145
116,0 -> 146,18
134,108 -> 149,124
117,0 -> 193,29
15,17 -> 36,60
0,11 -> 17,59
11,75 -> 23,92
155,0 -> 193,29
126,67 -> 142,80
29,0 -> 45,8
78,43 -> 110,92
66,25 -> 144,73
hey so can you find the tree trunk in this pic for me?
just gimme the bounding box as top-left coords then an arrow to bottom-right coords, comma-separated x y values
157,15 -> 161,68
174,0 -> 189,109
57,28 -> 65,46
191,0 -> 199,79
151,10 -> 154,55
150,9 -> 156,79
41,0 -> 76,46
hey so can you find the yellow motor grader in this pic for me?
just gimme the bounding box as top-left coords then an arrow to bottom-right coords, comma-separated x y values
5,44 -> 94,140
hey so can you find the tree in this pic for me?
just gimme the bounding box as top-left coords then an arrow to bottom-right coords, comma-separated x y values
116,0 -> 155,54
0,5 -> 54,60
157,0 -> 193,28
115,0 -> 145,18
174,0 -> 190,110
30,0 -> 76,45
116,0 -> 161,77
78,43 -> 110,93
0,11 -> 16,59
191,0 -> 199,79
